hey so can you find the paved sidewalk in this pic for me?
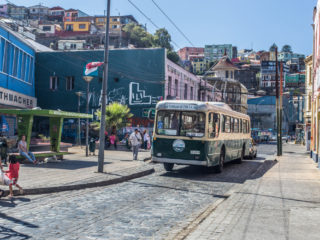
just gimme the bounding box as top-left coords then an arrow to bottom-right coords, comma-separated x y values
185,144 -> 320,240
1,146 -> 153,196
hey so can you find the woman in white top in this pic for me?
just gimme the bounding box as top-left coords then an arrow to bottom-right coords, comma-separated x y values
18,135 -> 36,164
143,130 -> 150,150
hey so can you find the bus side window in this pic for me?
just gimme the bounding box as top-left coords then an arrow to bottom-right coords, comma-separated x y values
240,119 -> 243,133
234,118 -> 239,133
224,116 -> 231,133
208,113 -> 220,138
230,117 -> 234,133
209,113 -> 220,138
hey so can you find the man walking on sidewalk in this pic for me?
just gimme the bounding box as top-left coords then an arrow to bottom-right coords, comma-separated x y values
129,129 -> 142,160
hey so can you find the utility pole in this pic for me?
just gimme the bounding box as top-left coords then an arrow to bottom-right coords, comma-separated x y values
275,47 -> 281,156
279,61 -> 283,155
98,0 -> 111,173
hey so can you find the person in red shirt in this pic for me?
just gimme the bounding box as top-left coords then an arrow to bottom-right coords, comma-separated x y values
5,155 -> 23,198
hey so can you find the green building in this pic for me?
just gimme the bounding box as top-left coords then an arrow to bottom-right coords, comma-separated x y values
285,73 -> 305,88
35,48 -> 166,129
204,44 -> 233,62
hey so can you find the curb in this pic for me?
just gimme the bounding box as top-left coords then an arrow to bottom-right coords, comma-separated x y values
2,168 -> 155,197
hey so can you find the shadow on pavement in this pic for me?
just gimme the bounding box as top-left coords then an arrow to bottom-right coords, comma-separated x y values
22,160 -> 112,170
159,158 -> 277,184
0,212 -> 38,229
0,197 -> 31,208
0,226 -> 30,240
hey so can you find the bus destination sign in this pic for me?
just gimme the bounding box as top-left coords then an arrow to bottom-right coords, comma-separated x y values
165,103 -> 198,110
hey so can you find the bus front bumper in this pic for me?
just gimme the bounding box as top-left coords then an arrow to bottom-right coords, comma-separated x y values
152,157 -> 207,166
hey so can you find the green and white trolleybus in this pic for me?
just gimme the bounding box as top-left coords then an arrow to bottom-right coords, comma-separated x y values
152,100 -> 251,172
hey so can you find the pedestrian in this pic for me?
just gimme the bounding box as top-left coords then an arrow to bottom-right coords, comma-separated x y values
109,131 -> 117,149
143,130 -> 150,150
0,159 -> 5,199
18,135 -> 37,164
129,129 -> 142,160
0,134 -> 8,166
1,155 -> 23,198
89,137 -> 96,156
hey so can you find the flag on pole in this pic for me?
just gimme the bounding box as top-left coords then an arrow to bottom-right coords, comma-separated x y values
84,62 -> 104,76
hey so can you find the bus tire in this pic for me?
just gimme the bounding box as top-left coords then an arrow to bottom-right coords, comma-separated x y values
215,148 -> 225,173
236,145 -> 245,164
163,163 -> 174,171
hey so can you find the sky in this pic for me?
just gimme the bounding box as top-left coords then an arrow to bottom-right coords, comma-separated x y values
1,0 -> 316,54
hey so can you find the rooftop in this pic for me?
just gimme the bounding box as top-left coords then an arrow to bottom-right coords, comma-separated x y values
212,55 -> 239,71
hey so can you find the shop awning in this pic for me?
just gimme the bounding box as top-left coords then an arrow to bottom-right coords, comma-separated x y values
0,109 -> 92,119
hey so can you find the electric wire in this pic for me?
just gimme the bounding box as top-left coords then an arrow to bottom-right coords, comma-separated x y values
127,0 -> 180,49
151,0 -> 194,47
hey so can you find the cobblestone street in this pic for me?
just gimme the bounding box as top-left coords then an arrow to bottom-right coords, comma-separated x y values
0,145 -> 276,240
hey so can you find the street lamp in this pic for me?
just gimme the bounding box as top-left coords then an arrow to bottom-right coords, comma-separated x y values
83,76 -> 94,157
75,91 -> 83,148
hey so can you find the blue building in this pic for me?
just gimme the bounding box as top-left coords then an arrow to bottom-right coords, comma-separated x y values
0,22 -> 51,135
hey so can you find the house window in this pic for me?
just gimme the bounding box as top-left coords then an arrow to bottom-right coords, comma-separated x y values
112,25 -> 118,29
42,26 -> 51,31
190,87 -> 193,100
50,76 -> 59,90
225,70 -> 229,78
12,47 -> 19,77
184,84 -> 188,99
79,24 -> 86,29
168,76 -> 172,96
175,79 -> 178,96
112,18 -> 118,22
66,24 -> 73,31
66,76 -> 75,90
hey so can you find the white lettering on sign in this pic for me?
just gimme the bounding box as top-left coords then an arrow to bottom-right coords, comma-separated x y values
165,103 -> 198,110
0,87 -> 37,109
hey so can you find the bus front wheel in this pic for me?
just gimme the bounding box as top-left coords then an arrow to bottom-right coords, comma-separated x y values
163,163 -> 174,171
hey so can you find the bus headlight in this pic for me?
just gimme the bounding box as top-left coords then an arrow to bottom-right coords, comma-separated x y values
157,153 -> 162,157
190,150 -> 200,155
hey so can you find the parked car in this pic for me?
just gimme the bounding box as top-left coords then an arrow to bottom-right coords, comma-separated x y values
247,139 -> 257,159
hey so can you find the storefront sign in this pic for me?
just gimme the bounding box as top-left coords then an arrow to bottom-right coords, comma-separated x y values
0,87 -> 37,109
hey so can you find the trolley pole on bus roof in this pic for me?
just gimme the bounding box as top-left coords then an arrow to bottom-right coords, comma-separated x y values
98,0 -> 111,173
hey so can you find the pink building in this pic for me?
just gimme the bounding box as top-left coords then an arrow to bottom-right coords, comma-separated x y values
178,47 -> 204,61
0,4 -> 9,17
165,58 -> 217,101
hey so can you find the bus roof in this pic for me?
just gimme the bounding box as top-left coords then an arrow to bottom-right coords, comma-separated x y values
156,100 -> 249,119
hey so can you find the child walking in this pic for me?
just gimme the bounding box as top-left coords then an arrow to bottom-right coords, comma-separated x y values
1,155 -> 23,198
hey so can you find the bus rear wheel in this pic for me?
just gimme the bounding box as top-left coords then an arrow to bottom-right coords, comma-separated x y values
163,163 -> 174,171
235,145 -> 245,164
215,150 -> 225,173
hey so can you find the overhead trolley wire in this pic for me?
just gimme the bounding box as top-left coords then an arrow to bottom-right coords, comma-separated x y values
151,0 -> 195,47
127,0 -> 180,49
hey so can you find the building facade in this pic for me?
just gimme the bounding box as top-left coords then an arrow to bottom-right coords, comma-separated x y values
9,6 -> 29,20
260,61 -> 289,93
177,47 -> 204,61
0,23 -> 38,135
48,6 -> 65,22
28,5 -> 49,20
304,56 -> 312,150
204,44 -> 233,62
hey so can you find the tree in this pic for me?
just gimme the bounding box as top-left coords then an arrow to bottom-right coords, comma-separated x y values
269,43 -> 278,52
153,28 -> 172,50
281,45 -> 292,53
95,102 -> 133,131
167,50 -> 180,64
123,23 -> 153,48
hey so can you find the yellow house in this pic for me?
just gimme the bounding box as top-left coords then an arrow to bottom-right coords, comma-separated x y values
64,21 -> 90,32
191,57 -> 205,75
95,16 -> 106,26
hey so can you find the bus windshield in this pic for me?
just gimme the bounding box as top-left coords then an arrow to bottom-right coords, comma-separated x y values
156,111 -> 205,137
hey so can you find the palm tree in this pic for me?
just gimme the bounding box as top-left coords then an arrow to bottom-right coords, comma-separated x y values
94,102 -> 133,131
